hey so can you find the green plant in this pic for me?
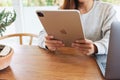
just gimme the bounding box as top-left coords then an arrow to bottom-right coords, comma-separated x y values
0,9 -> 16,36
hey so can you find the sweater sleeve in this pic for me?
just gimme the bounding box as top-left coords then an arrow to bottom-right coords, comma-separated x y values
38,29 -> 47,48
94,6 -> 117,55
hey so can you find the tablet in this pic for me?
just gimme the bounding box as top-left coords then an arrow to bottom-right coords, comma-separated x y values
36,10 -> 85,47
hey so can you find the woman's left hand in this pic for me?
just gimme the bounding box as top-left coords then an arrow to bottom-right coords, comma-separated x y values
72,39 -> 98,55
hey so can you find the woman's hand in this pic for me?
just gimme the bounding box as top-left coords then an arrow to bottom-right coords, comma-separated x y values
45,35 -> 65,51
72,39 -> 98,55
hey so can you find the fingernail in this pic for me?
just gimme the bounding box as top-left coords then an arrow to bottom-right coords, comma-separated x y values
50,36 -> 54,38
52,48 -> 56,51
58,41 -> 62,44
76,40 -> 79,42
62,44 -> 65,46
72,43 -> 74,46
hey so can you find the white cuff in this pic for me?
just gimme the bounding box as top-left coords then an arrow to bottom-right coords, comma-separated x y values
94,42 -> 107,55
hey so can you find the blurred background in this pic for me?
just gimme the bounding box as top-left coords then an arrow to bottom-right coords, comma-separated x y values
0,0 -> 119,46
0,0 -> 120,35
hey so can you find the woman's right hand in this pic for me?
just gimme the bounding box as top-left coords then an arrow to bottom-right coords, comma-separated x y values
45,35 -> 65,51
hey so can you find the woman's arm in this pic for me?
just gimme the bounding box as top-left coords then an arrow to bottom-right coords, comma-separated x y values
94,6 -> 117,55
38,29 -> 47,48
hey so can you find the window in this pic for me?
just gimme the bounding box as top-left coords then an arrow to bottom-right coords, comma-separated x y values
22,0 -> 120,7
102,0 -> 120,5
0,0 -> 120,35
21,0 -> 120,34
23,0 -> 64,6
0,0 -> 12,6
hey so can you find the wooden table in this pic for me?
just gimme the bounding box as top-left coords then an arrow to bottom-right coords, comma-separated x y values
0,45 -> 104,80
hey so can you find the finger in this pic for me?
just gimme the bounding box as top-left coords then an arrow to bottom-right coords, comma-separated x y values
45,39 -> 63,44
46,43 -> 65,51
45,40 -> 65,48
48,47 -> 57,51
74,47 -> 88,55
75,39 -> 92,44
45,35 -> 54,40
77,47 -> 93,55
46,42 -> 65,48
72,43 -> 92,49
74,46 -> 90,51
